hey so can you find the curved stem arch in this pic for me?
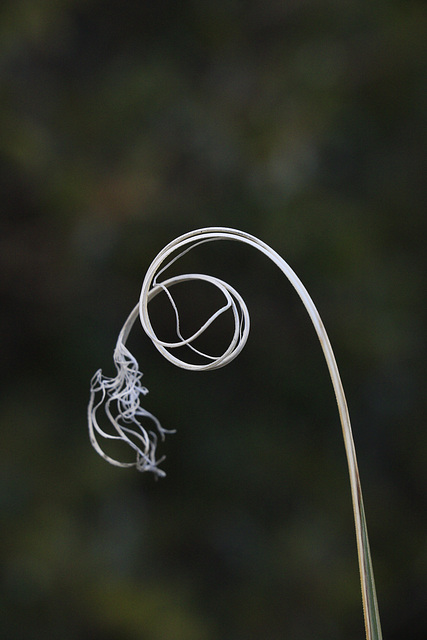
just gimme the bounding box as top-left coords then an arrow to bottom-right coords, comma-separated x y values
89,227 -> 383,640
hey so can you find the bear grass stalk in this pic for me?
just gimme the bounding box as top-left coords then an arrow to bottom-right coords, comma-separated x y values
88,227 -> 383,640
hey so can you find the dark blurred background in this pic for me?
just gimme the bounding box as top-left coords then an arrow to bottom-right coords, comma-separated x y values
1,1 -> 426,639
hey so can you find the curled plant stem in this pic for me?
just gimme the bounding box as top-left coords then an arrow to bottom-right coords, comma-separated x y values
88,227 -> 383,640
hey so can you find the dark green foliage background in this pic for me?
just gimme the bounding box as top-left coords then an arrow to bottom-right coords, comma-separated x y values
1,1 -> 426,638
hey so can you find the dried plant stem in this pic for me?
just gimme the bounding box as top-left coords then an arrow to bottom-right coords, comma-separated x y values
89,227 -> 383,639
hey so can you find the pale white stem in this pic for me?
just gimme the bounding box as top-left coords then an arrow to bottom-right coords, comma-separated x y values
88,226 -> 383,639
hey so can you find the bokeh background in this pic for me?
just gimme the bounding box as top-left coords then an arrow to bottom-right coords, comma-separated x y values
1,1 -> 426,639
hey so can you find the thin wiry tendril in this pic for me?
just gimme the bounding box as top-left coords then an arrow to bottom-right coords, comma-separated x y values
88,305 -> 173,476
